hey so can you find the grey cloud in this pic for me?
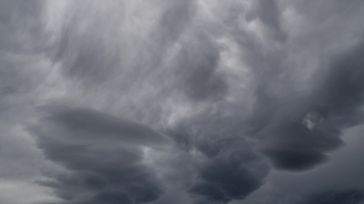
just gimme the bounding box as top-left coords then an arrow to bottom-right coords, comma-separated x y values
54,4 -> 227,104
51,17 -> 121,84
298,189 -> 364,204
316,41 -> 364,119
38,104 -> 169,146
2,0 -> 364,204
0,0 -> 45,54
51,0 -> 195,85
253,0 -> 287,42
156,0 -> 195,43
246,124 -> 364,204
256,39 -> 364,171
47,0 -> 229,130
32,105 -> 167,204
166,110 -> 269,204
174,36 -> 228,102
258,111 -> 343,170
0,1 -> 57,203
189,148 -> 266,203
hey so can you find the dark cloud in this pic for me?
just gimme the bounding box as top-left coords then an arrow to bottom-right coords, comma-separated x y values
39,105 -> 169,146
189,149 -> 265,203
299,189 -> 364,204
251,39 -> 364,171
317,41 -> 364,119
32,105 -> 166,204
2,0 -> 364,204
259,113 -> 343,170
167,112 -> 269,203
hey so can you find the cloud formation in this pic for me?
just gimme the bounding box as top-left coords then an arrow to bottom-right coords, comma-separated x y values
299,189 -> 364,204
33,105 -> 166,204
1,0 -> 364,204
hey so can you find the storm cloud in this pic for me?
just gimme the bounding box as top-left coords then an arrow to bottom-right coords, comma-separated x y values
32,105 -> 166,204
2,0 -> 364,204
303,189 -> 364,204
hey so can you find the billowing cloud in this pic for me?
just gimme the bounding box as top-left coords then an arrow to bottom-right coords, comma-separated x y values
2,0 -> 364,204
255,39 -> 364,171
189,145 -> 266,203
32,105 -> 167,204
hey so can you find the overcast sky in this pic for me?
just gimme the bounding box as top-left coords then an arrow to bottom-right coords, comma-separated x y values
1,0 -> 364,204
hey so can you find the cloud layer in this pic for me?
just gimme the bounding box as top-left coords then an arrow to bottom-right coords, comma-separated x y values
1,0 -> 364,204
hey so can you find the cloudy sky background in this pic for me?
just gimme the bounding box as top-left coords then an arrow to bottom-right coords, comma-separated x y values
1,0 -> 364,203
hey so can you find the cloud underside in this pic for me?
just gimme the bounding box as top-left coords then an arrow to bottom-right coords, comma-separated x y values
1,0 -> 364,204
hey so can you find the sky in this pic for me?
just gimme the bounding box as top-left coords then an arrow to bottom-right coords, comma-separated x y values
1,0 -> 364,204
